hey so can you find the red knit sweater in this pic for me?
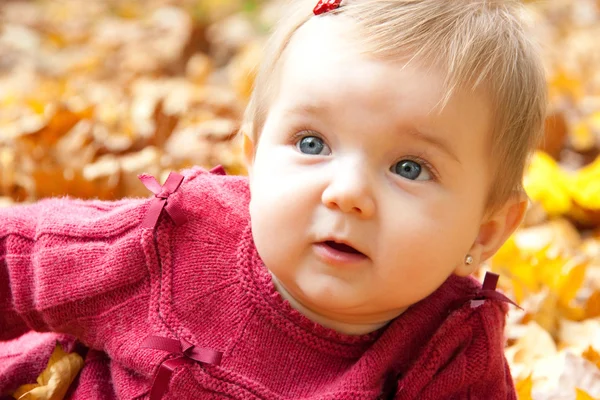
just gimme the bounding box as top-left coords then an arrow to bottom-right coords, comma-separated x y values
0,166 -> 517,399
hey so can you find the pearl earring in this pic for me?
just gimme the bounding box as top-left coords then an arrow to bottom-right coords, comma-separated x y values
465,255 -> 474,265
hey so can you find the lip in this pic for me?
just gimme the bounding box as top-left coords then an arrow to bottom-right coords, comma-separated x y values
313,239 -> 369,266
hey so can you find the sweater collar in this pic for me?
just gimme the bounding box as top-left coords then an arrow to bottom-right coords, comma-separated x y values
235,217 -> 498,359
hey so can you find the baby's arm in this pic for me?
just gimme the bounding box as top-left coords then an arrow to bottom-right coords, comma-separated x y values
0,196 -> 150,348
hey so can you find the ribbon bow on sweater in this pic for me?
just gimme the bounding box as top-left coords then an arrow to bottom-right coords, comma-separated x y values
138,172 -> 187,229
467,272 -> 523,310
138,165 -> 226,229
141,336 -> 223,400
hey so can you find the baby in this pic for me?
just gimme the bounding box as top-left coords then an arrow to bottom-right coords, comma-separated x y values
0,0 -> 546,399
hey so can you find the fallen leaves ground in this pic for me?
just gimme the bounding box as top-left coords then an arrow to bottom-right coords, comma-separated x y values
1,1 -> 599,399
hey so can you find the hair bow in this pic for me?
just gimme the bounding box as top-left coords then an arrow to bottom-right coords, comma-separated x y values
314,0 -> 342,15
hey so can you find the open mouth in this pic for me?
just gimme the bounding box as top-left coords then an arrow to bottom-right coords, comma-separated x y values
323,240 -> 364,256
314,240 -> 368,265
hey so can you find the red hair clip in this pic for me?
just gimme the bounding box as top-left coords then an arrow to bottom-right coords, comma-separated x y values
313,0 -> 342,15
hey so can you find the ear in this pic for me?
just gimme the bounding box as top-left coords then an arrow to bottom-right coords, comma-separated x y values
454,191 -> 528,276
242,129 -> 255,176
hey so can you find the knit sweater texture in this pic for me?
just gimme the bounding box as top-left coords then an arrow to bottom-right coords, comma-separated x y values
0,166 -> 517,399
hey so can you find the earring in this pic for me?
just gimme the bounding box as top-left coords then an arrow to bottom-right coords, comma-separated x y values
465,255 -> 474,265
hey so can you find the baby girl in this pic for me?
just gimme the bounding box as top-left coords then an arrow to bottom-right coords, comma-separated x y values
1,0 -> 546,399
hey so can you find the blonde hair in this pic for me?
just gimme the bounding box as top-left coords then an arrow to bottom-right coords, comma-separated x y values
243,0 -> 547,211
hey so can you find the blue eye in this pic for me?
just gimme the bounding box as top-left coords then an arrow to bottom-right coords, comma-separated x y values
392,160 -> 431,181
296,136 -> 331,155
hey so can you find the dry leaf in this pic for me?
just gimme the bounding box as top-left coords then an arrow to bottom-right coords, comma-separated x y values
560,261 -> 589,306
559,319 -> 600,353
1,1 -> 599,396
516,374 -> 533,400
582,346 -> 600,370
540,111 -> 568,159
585,291 -> 600,319
575,388 -> 598,400
186,53 -> 213,85
505,321 -> 557,381
524,151 -> 572,217
12,343 -> 83,400
571,156 -> 600,211
558,353 -> 600,399
229,41 -> 261,101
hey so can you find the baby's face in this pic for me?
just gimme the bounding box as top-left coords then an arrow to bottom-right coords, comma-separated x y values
247,17 -> 494,330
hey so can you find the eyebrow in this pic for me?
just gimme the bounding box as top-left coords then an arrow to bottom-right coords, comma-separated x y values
284,104 -> 460,164
285,103 -> 327,117
405,126 -> 461,164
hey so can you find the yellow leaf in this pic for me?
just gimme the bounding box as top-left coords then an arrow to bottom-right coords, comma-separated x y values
523,151 -> 572,217
559,303 -> 587,322
536,252 -> 567,295
571,112 -> 600,153
12,343 -> 83,400
571,156 -> 600,210
492,236 -> 542,303
492,235 -> 520,267
516,374 -> 534,400
571,121 -> 596,152
559,262 -> 588,305
575,388 -> 598,400
508,258 -> 540,304
549,70 -> 584,101
533,292 -> 559,335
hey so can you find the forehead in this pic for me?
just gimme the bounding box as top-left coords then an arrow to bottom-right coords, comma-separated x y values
274,17 -> 491,138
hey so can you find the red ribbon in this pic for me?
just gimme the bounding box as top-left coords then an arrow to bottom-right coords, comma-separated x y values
141,336 -> 223,400
313,0 -> 342,15
139,172 -> 187,229
209,165 -> 226,175
469,272 -> 523,310
449,272 -> 522,311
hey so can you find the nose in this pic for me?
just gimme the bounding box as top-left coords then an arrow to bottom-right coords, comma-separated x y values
321,161 -> 376,218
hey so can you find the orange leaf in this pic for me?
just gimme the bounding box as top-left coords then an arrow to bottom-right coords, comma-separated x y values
516,374 -> 534,400
582,346 -> 600,370
585,291 -> 600,319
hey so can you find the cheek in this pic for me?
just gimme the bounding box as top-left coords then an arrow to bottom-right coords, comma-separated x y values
375,213 -> 465,303
248,159 -> 317,273
250,144 -> 325,219
249,161 -> 314,224
380,196 -> 478,269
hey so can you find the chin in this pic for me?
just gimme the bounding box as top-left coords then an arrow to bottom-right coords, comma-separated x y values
295,280 -> 364,311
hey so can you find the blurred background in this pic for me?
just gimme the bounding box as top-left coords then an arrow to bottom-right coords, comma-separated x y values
0,0 -> 599,398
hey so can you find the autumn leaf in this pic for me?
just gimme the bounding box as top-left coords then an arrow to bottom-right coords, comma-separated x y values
548,69 -> 585,102
585,291 -> 600,319
559,319 -> 600,354
570,120 -> 597,153
516,374 -> 533,400
571,156 -> 600,211
559,353 -> 600,398
575,388 -> 598,400
582,346 -> 600,370
12,343 -> 83,400
0,1 -> 599,398
559,261 -> 588,306
523,151 -> 572,217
